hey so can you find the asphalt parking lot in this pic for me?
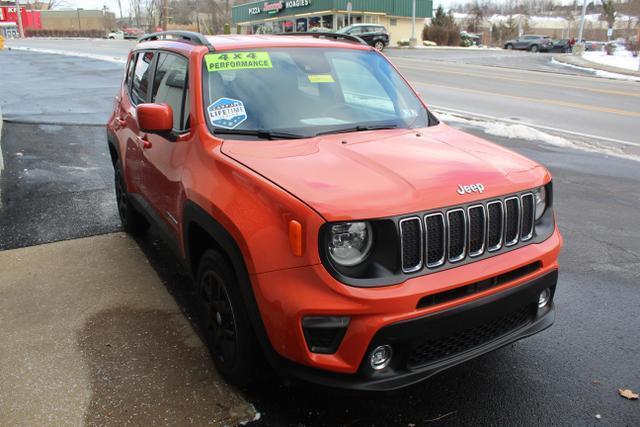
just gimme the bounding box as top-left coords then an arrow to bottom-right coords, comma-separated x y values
1,45 -> 639,425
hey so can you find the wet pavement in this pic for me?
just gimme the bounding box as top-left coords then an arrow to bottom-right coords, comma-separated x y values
0,122 -> 119,250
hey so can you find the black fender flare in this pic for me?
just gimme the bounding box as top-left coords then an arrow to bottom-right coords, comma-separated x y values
106,128 -> 120,166
181,200 -> 282,370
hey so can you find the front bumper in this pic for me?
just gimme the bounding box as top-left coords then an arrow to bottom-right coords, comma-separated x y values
275,269 -> 556,391
250,228 -> 561,390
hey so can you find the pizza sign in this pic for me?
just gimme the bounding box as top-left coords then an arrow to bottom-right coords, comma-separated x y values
248,0 -> 310,15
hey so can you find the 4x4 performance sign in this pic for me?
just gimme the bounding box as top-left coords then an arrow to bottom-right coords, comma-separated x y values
205,52 -> 272,72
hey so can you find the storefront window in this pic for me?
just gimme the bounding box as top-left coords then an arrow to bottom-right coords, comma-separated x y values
322,15 -> 334,30
296,18 -> 307,32
283,20 -> 295,32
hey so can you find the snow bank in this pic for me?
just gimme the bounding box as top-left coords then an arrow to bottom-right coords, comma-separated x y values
8,46 -> 126,64
435,111 -> 640,162
551,57 -> 640,82
583,50 -> 640,72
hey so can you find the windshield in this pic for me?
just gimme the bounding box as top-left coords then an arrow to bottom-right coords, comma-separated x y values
202,48 -> 430,139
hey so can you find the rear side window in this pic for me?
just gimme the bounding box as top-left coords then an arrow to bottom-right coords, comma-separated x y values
125,54 -> 136,85
151,53 -> 189,131
131,51 -> 154,105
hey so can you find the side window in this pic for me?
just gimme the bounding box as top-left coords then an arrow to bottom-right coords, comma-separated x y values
131,51 -> 154,105
151,52 -> 189,131
125,53 -> 136,85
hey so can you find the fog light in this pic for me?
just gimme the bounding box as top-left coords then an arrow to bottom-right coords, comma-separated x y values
370,345 -> 392,370
538,289 -> 551,308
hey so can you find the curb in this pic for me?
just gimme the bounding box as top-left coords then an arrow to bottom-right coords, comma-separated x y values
553,54 -> 640,78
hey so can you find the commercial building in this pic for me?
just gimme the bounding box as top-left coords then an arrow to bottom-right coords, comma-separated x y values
232,0 -> 432,45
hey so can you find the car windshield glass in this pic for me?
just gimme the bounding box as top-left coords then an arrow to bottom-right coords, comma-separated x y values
202,47 -> 429,139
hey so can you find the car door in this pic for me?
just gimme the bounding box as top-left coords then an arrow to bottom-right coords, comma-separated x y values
138,51 -> 192,236
119,50 -> 154,196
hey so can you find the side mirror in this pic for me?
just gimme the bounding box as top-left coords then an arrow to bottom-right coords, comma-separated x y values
137,103 -> 173,132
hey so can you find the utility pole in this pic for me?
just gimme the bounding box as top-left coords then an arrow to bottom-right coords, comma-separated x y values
162,0 -> 168,31
577,0 -> 589,43
14,0 -> 24,38
409,0 -> 416,48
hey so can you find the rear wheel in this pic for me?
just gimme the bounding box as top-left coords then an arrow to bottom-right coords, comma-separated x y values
374,40 -> 385,51
530,44 -> 539,53
114,160 -> 149,235
505,44 -> 513,50
197,250 -> 259,386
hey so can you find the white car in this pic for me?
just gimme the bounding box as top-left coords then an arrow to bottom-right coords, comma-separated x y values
107,30 -> 125,40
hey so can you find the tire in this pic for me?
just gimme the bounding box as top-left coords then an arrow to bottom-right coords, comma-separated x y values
114,160 -> 149,235
196,250 -> 259,386
374,40 -> 385,51
530,44 -> 539,53
505,44 -> 513,50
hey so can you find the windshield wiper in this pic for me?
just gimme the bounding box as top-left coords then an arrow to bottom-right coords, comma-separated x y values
315,123 -> 398,137
213,128 -> 307,140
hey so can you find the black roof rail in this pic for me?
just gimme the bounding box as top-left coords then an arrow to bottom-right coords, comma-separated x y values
138,31 -> 213,50
273,32 -> 368,46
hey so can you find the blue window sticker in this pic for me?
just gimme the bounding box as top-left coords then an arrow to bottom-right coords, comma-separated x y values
207,98 -> 247,129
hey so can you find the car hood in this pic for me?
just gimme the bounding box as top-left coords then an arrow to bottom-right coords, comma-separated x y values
220,123 -> 549,221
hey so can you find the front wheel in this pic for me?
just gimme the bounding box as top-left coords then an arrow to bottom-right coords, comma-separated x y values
374,40 -> 385,51
197,250 -> 259,386
530,44 -> 539,53
505,44 -> 513,50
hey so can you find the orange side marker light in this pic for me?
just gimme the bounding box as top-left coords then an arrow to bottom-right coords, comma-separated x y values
289,220 -> 304,257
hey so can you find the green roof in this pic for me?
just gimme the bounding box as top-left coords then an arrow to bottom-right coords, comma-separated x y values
232,0 -> 432,24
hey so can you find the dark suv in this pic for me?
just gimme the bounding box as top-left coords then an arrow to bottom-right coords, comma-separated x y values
336,24 -> 389,50
504,35 -> 553,52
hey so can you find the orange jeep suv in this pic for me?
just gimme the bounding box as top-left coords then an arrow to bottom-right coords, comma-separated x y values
107,31 -> 562,391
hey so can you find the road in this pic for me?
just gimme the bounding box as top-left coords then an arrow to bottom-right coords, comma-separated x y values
1,41 -> 639,425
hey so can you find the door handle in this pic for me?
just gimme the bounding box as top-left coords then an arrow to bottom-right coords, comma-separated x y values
137,134 -> 152,149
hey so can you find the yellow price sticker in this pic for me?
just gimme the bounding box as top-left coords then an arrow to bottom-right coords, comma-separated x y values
205,52 -> 272,72
308,74 -> 335,83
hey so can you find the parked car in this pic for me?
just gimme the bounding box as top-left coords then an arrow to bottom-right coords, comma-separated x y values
504,35 -> 553,52
549,39 -> 573,53
107,31 -> 562,390
584,41 -> 605,51
122,27 -> 145,39
107,30 -> 125,40
336,24 -> 389,50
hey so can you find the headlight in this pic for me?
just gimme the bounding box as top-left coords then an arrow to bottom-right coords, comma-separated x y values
328,222 -> 373,267
533,186 -> 547,221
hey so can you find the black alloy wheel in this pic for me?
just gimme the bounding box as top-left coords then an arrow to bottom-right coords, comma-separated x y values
201,269 -> 239,370
196,250 -> 259,385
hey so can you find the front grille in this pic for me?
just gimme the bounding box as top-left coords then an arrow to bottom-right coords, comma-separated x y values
399,190 -> 537,273
406,304 -> 533,369
425,214 -> 445,267
447,209 -> 466,262
400,218 -> 422,272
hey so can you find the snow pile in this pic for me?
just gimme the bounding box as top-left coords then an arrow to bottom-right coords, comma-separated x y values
8,46 -> 126,64
583,50 -> 639,72
436,111 -> 640,162
551,57 -> 640,82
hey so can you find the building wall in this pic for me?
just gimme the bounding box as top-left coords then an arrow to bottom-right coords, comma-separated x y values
379,16 -> 423,45
40,10 -> 115,31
